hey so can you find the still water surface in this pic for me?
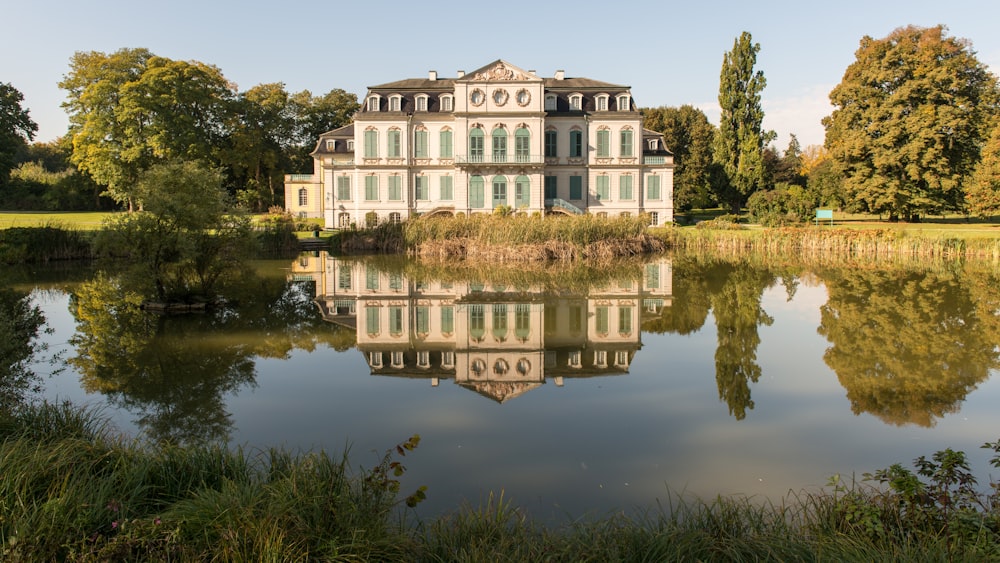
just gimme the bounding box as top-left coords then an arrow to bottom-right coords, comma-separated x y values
23,251 -> 1000,522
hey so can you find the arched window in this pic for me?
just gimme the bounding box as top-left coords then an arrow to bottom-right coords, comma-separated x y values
469,175 -> 485,208
492,175 -> 507,208
514,127 -> 530,162
469,127 -> 484,162
298,187 -> 308,206
492,304 -> 507,341
515,175 -> 530,208
492,127 -> 507,163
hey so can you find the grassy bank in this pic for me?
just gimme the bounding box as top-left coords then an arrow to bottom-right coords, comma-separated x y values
3,402 -> 999,561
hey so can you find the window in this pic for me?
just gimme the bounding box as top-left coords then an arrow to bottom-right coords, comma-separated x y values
596,94 -> 608,111
338,212 -> 351,227
596,129 -> 610,157
596,176 -> 610,201
594,350 -> 607,367
337,176 -> 351,201
415,176 -> 428,200
620,128 -> 633,157
492,175 -> 507,208
389,212 -> 401,224
440,95 -> 453,112
492,304 -> 507,340
389,306 -> 403,336
367,95 -> 380,112
298,187 -> 308,206
616,350 -> 629,367
616,94 -> 631,111
391,351 -> 404,367
646,263 -> 660,289
364,129 -> 378,158
439,176 -> 453,200
570,305 -> 583,333
440,129 -> 453,158
515,175 -> 530,208
569,176 -> 582,200
415,95 -> 428,112
414,129 -> 428,158
366,266 -> 379,290
469,304 -> 485,341
596,306 -> 609,336
649,211 -> 659,226
366,307 -> 380,335
648,138 -> 659,150
347,140 -> 354,151
619,307 -> 633,335
545,94 -> 557,111
415,306 -> 429,334
544,130 -> 557,157
365,176 -> 379,201
388,176 -> 402,201
365,211 -> 378,227
326,139 -> 335,151
569,94 -> 582,110
469,128 -> 484,162
387,129 -> 401,158
338,264 -> 352,289
441,306 -> 454,334
515,304 -> 531,340
569,130 -> 583,157
647,175 -> 661,200
492,127 -> 507,163
619,174 -> 633,200
514,127 -> 530,162
389,95 -> 401,112
469,175 -> 485,208
389,273 -> 402,289
544,176 -> 557,199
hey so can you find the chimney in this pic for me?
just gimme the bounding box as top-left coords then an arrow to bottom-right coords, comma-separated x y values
555,70 -> 565,80
428,70 -> 437,81
457,70 -> 465,78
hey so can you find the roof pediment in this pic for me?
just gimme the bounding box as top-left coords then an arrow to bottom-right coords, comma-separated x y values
460,60 -> 541,82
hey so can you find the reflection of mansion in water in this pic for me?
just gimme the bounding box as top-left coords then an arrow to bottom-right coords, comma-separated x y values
292,254 -> 672,402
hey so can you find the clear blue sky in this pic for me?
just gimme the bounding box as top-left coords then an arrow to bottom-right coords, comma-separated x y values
4,0 -> 999,150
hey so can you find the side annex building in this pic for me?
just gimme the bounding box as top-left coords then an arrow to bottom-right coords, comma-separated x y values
285,60 -> 674,228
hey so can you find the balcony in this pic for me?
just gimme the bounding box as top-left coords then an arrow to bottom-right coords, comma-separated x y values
545,198 -> 584,215
644,156 -> 667,165
455,154 -> 545,166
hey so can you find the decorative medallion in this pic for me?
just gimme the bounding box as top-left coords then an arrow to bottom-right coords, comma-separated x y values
515,88 -> 531,107
473,62 -> 526,81
470,88 -> 485,107
492,88 -> 509,106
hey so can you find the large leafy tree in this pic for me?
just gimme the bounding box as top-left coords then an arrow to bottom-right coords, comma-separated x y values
712,31 -> 771,213
643,105 -> 716,211
0,82 -> 38,184
824,25 -> 999,221
965,121 -> 1000,217
288,88 -> 359,171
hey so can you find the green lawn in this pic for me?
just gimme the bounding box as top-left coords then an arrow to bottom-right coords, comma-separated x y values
0,211 -> 114,230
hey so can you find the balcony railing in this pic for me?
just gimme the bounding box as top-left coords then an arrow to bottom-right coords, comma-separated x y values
455,154 -> 545,165
644,156 -> 667,164
287,174 -> 315,181
545,198 -> 584,215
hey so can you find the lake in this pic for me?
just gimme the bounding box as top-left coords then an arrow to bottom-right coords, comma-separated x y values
18,250 -> 1000,523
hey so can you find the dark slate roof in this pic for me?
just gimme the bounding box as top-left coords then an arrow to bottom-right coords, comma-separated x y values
369,78 -> 457,90
312,124 -> 356,156
642,128 -> 674,156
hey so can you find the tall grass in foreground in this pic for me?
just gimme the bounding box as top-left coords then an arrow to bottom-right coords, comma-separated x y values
4,401 -> 1000,561
0,226 -> 93,263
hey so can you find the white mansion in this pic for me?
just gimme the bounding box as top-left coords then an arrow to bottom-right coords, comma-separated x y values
285,60 -> 674,228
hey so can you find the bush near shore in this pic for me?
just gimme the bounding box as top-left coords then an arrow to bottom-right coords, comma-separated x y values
3,401 -> 1000,561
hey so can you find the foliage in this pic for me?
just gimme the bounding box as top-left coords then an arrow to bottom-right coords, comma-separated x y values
642,105 -> 717,210
746,183 -> 815,226
713,31 -> 772,213
966,121 -> 1000,217
824,25 -> 1000,221
0,82 -> 37,184
0,288 -> 47,412
0,226 -> 93,264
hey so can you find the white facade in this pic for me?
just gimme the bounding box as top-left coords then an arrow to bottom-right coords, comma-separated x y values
285,60 -> 675,228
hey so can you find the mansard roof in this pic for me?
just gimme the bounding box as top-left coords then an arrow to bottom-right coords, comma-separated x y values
311,124 -> 355,156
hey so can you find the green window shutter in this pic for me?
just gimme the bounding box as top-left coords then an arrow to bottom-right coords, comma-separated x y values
337,176 -> 351,200
440,176 -> 453,200
469,304 -> 485,340
619,174 -> 633,200
365,176 -> 379,201
441,306 -> 454,334
646,263 -> 659,289
388,176 -> 402,200
569,176 -> 582,200
469,129 -> 484,161
570,130 -> 582,157
366,266 -> 379,290
544,176 -> 557,199
647,175 -> 660,200
492,304 -> 508,340
469,176 -> 485,208
515,304 -> 530,340
388,130 -> 401,158
415,130 -> 428,158
492,128 -> 507,162
596,176 -> 610,201
620,129 -> 633,157
596,306 -> 609,335
389,306 -> 403,336
366,307 -> 380,335
415,176 -> 428,200
440,130 -> 453,158
492,176 -> 507,208
597,130 -> 610,157
515,128 -> 530,162
515,175 -> 530,208
416,306 -> 429,334
619,307 -> 633,334
544,130 -> 557,157
364,130 -> 378,158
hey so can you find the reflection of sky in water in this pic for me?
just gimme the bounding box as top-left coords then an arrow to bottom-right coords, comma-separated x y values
29,273 -> 1000,524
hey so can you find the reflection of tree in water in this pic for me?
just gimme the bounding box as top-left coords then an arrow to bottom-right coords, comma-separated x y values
817,267 -> 1000,427
642,256 -> 712,335
69,272 -> 350,445
0,286 -> 47,411
709,264 -> 775,420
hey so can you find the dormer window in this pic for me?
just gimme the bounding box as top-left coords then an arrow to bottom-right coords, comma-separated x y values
616,93 -> 631,111
367,95 -> 381,112
544,94 -> 557,111
595,94 -> 609,111
440,94 -> 453,112
389,94 -> 402,112
346,140 -> 354,151
569,94 -> 583,111
415,94 -> 428,112
326,140 -> 335,151
648,139 -> 659,150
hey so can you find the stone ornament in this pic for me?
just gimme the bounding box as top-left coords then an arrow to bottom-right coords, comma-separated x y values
515,88 -> 531,106
492,88 -> 509,106
470,88 -> 485,106
473,62 -> 526,81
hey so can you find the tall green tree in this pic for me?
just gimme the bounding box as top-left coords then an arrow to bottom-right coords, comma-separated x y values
642,105 -> 716,211
288,88 -> 360,171
965,121 -> 1000,217
824,25 -> 999,221
712,31 -> 771,213
0,82 -> 38,184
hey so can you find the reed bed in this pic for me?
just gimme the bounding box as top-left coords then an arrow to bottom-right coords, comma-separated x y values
0,226 -> 94,263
